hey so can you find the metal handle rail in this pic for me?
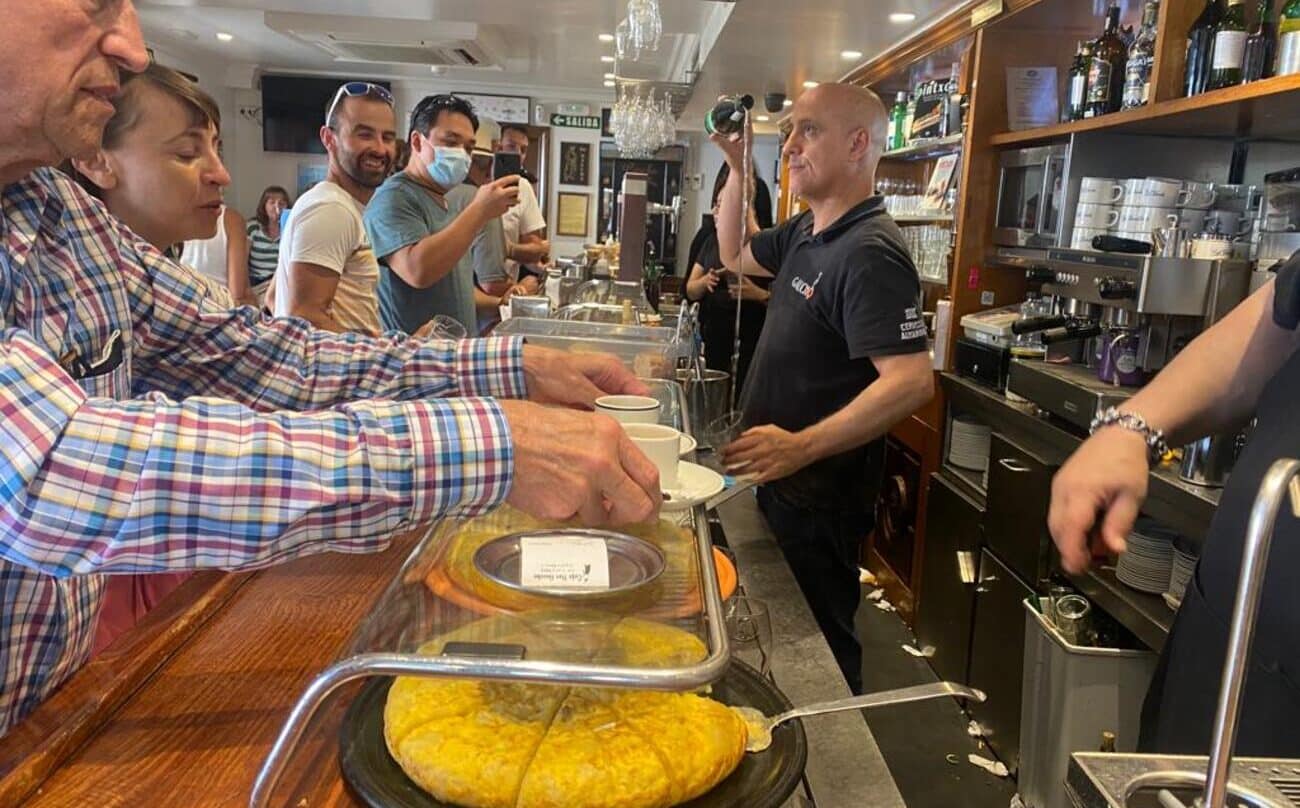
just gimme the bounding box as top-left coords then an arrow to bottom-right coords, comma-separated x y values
1201,457 -> 1300,808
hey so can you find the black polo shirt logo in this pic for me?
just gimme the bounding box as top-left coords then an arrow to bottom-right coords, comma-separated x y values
791,271 -> 824,300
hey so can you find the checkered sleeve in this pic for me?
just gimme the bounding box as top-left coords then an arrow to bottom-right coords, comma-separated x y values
124,234 -> 527,409
0,329 -> 513,576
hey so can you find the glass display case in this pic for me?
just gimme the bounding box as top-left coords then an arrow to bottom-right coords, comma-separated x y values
494,316 -> 693,379
249,381 -> 756,808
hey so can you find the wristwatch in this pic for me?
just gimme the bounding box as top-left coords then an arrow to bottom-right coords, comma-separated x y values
1089,407 -> 1169,465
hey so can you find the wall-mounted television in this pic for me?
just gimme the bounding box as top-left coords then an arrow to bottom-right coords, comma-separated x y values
261,74 -> 392,154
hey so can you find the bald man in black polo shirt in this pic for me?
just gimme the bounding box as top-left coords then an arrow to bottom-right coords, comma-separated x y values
713,84 -> 935,692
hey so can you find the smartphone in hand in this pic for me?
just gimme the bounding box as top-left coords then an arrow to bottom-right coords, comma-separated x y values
493,152 -> 523,180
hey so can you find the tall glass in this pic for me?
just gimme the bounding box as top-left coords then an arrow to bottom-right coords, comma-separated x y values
725,597 -> 772,676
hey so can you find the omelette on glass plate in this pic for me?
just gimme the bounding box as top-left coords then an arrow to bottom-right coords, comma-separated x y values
382,617 -> 748,808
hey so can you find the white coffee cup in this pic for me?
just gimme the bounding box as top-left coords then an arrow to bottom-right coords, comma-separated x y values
1079,177 -> 1124,205
1176,207 -> 1208,232
1071,227 -> 1110,250
1123,177 -> 1182,207
1074,202 -> 1119,229
1202,209 -> 1251,237
595,395 -> 662,425
623,423 -> 681,488
1118,204 -> 1179,233
1176,181 -> 1217,210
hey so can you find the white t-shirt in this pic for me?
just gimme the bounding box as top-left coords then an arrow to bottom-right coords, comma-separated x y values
272,180 -> 381,334
502,177 -> 546,280
180,206 -> 229,289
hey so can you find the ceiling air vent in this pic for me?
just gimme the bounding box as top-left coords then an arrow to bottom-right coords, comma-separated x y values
265,12 -> 503,70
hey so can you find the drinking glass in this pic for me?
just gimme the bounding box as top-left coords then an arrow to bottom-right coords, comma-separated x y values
429,315 -> 467,341
706,410 -> 746,450
725,597 -> 772,676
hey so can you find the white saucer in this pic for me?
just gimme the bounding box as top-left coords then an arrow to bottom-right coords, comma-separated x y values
661,462 -> 726,512
679,433 -> 698,457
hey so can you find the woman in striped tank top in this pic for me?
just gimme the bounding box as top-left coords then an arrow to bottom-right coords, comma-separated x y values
247,185 -> 292,300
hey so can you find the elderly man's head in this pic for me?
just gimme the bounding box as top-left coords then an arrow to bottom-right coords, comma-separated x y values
0,1 -> 150,183
782,83 -> 889,203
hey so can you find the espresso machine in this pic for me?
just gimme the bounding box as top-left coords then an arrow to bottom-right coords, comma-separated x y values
988,246 -> 1251,431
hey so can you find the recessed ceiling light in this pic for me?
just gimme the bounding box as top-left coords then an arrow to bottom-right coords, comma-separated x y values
600,55 -> 616,63
889,12 -> 917,23
216,32 -> 234,42
430,65 -> 444,75
603,80 -> 616,88
841,50 -> 863,60
802,80 -> 819,89
756,115 -> 770,122
603,72 -> 616,79
598,33 -> 615,42
783,99 -> 793,107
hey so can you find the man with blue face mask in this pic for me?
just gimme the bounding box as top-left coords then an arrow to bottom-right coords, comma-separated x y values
365,94 -> 520,335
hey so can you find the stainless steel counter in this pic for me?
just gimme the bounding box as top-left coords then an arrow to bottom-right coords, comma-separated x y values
715,492 -> 907,808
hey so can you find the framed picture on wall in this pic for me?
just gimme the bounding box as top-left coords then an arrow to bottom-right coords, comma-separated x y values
556,192 -> 590,237
559,142 -> 591,186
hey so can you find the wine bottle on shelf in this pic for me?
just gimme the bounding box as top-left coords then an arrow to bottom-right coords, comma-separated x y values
1210,0 -> 1250,88
1067,41 -> 1093,120
1278,0 -> 1300,75
1123,1 -> 1161,108
887,91 -> 906,150
1186,0 -> 1225,95
1086,3 -> 1128,117
1243,0 -> 1279,82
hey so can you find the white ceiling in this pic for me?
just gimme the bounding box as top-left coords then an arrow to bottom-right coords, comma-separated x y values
137,0 -> 965,131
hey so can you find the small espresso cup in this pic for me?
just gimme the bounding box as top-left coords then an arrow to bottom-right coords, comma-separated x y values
1176,181 -> 1217,210
595,394 -> 662,425
1175,207 -> 1208,232
1126,177 -> 1183,207
1079,176 -> 1124,205
1074,202 -> 1119,229
623,423 -> 682,488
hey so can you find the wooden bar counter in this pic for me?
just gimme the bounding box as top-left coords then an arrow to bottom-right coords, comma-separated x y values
0,531 -> 422,807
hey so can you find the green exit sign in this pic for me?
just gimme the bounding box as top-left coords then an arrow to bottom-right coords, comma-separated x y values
551,113 -> 602,129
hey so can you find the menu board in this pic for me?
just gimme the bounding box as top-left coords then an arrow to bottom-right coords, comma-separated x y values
453,92 -> 531,125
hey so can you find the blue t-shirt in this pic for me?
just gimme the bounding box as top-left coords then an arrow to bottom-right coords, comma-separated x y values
363,172 -> 478,334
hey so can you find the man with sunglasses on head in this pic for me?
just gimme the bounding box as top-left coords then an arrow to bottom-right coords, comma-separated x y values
365,94 -> 521,336
0,4 -> 660,738
271,81 -> 396,334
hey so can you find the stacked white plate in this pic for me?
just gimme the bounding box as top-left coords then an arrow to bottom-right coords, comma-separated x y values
1116,527 -> 1175,594
949,416 -> 992,472
1165,542 -> 1198,604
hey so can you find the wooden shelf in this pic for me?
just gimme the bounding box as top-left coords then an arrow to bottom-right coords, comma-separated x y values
882,134 -> 965,161
893,212 -> 956,224
988,73 -> 1300,146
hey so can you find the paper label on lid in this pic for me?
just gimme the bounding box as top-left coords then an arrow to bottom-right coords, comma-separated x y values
520,536 -> 610,589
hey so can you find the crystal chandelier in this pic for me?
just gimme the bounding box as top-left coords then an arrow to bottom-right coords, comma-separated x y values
615,0 -> 662,62
609,85 -> 676,159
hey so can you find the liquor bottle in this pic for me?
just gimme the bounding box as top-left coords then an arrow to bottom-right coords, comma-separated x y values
1086,3 -> 1128,117
902,93 -> 916,146
888,91 -> 907,150
1210,0 -> 1250,88
1067,41 -> 1093,120
1243,0 -> 1279,81
1123,1 -> 1161,108
1278,0 -> 1300,75
944,63 -> 963,136
1186,0 -> 1225,95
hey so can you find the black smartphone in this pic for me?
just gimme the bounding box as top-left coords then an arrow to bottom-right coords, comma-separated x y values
493,152 -> 523,180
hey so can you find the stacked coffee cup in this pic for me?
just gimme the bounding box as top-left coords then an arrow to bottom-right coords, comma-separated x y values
1072,177 -> 1220,250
